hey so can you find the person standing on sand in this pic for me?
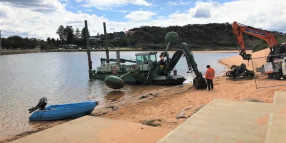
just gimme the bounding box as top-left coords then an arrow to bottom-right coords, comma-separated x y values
205,65 -> 215,91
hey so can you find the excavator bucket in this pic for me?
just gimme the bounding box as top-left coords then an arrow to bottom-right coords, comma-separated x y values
242,54 -> 252,60
193,76 -> 207,90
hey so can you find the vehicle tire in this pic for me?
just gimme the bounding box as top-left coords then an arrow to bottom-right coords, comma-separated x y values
274,73 -> 280,80
249,71 -> 255,77
226,71 -> 232,77
244,71 -> 250,77
268,74 -> 273,79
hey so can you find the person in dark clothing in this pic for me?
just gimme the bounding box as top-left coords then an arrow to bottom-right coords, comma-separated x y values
205,65 -> 215,91
158,54 -> 166,74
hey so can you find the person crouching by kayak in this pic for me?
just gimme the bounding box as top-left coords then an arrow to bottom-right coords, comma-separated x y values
205,65 -> 215,91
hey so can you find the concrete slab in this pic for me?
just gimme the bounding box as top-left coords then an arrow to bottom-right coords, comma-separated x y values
265,113 -> 286,143
274,91 -> 286,105
158,99 -> 286,143
12,116 -> 170,143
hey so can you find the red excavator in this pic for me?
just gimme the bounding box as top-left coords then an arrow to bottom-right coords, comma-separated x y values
232,21 -> 286,79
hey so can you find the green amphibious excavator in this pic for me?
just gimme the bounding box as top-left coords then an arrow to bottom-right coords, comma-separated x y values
84,20 -> 207,89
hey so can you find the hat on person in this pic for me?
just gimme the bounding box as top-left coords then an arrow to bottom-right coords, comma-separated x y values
206,65 -> 210,68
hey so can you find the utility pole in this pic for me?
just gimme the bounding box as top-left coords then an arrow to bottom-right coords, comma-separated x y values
0,30 -> 2,50
103,22 -> 110,63
85,20 -> 92,72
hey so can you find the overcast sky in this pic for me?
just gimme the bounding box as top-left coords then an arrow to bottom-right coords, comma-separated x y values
0,0 -> 285,39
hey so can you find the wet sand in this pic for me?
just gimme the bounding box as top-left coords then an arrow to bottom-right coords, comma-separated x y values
3,48 -> 285,143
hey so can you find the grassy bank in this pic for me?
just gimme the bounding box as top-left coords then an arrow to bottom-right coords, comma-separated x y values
0,49 -> 41,55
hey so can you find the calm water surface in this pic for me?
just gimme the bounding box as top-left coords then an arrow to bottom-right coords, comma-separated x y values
0,51 -> 236,140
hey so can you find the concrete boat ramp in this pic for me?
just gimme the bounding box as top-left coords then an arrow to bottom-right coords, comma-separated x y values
13,91 -> 286,143
12,116 -> 170,143
159,91 -> 286,143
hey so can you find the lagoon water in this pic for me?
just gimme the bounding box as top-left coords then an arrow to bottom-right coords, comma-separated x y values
0,51 -> 236,140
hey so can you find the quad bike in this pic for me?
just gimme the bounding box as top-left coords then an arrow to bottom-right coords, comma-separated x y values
226,63 -> 255,79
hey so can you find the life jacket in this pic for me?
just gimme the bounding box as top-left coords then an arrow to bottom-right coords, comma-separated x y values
205,68 -> 215,79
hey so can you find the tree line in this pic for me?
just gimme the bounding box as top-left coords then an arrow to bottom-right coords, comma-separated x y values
1,23 -> 285,51
56,25 -> 89,47
0,25 -> 89,50
1,36 -> 62,50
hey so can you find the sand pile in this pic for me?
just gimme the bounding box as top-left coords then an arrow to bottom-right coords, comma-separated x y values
220,48 -> 270,70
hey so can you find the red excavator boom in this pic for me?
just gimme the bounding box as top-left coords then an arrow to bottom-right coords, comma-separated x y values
232,21 -> 278,60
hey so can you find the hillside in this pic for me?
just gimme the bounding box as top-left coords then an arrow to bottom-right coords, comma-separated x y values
119,23 -> 286,51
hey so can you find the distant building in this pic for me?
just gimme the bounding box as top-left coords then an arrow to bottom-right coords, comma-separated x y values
114,31 -> 125,39
125,30 -> 135,36
67,44 -> 78,49
89,36 -> 101,42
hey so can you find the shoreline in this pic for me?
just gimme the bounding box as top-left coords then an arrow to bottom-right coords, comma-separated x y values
0,49 -> 41,56
0,49 -> 240,56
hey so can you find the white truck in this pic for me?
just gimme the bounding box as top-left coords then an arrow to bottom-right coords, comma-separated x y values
256,57 -> 286,80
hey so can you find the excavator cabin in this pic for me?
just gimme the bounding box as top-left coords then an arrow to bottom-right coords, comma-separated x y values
135,52 -> 157,72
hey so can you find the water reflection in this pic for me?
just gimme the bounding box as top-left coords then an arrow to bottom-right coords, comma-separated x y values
87,79 -> 102,101
105,91 -> 125,101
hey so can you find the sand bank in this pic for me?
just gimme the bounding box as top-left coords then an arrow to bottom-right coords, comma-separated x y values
220,48 -> 270,70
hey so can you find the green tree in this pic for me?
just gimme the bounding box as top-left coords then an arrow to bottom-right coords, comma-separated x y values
64,25 -> 75,45
39,40 -> 48,50
81,27 -> 90,46
75,28 -> 81,40
7,36 -> 23,49
47,37 -> 51,44
2,36 -> 39,49
56,25 -> 65,45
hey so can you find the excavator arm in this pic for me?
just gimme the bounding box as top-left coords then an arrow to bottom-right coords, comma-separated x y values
164,43 -> 200,76
232,21 -> 278,60
164,43 -> 207,89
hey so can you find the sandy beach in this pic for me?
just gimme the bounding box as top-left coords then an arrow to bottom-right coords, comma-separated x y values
3,48 -> 286,143
95,48 -> 286,130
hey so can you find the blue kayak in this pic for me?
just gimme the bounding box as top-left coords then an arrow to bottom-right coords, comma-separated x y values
29,101 -> 98,121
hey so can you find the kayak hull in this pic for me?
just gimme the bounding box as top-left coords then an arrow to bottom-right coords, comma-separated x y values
29,101 -> 97,121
